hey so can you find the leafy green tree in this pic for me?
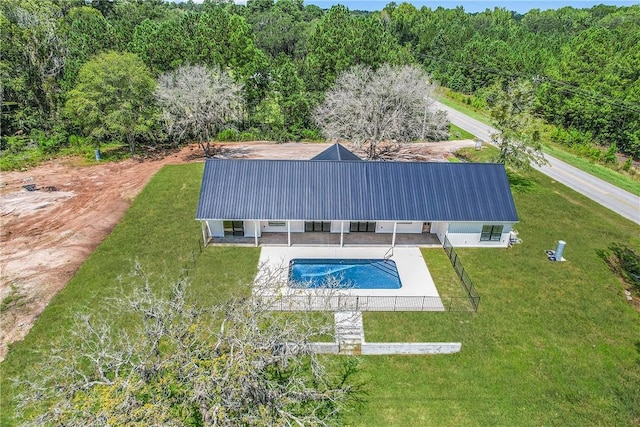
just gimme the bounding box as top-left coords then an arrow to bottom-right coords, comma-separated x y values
107,0 -> 170,51
305,6 -> 409,93
0,0 -> 66,133
246,0 -> 309,58
541,20 -> 640,158
131,16 -> 192,73
60,6 -> 114,90
64,51 -> 157,154
487,80 -> 547,169
384,2 -> 422,47
273,57 -> 311,133
131,8 -> 268,115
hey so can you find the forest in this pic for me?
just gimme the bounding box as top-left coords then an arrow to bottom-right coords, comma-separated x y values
1,0 -> 639,167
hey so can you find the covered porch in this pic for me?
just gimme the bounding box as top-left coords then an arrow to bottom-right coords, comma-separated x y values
203,229 -> 442,247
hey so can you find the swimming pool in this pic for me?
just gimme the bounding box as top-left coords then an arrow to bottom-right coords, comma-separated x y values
289,258 -> 402,289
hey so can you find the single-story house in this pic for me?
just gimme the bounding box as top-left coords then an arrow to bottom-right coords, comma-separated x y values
196,144 -> 518,248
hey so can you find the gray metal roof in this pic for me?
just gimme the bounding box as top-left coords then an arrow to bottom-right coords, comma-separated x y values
311,143 -> 362,161
196,159 -> 518,222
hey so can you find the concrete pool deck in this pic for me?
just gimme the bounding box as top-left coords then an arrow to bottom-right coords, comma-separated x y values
259,246 -> 441,300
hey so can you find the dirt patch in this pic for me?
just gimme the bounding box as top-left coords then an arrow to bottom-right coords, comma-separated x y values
0,140 -> 472,360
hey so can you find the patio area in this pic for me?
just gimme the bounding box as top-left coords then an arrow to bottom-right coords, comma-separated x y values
255,246 -> 445,311
207,231 -> 442,247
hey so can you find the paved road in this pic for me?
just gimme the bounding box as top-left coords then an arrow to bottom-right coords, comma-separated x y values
435,101 -> 640,225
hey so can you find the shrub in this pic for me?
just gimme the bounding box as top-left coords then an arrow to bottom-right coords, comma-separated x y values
239,131 -> 256,141
602,143 -> 618,165
1,135 -> 33,154
300,128 -> 321,141
470,96 -> 486,110
239,129 -> 262,141
31,129 -> 68,154
598,244 -> 640,293
574,143 -> 603,162
217,128 -> 239,142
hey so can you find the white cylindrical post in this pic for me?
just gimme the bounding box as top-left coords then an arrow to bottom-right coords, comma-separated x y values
201,221 -> 208,247
555,240 -> 566,261
254,221 -> 259,247
392,222 -> 397,247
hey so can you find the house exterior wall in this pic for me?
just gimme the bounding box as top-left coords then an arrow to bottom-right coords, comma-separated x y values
260,220 -> 305,233
244,221 -> 262,238
207,220 -> 224,237
446,222 -> 513,247
205,218 -> 515,248
289,221 -> 305,232
375,221 -> 423,234
261,221 -> 287,233
430,222 -> 449,243
330,221 -> 350,233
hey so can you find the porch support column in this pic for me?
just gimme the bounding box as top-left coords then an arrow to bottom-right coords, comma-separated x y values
254,221 -> 259,247
392,221 -> 397,247
340,221 -> 344,247
201,221 -> 208,247
287,221 -> 291,247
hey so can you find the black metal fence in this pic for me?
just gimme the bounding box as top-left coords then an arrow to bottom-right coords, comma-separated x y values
260,294 -> 476,312
443,236 -> 480,311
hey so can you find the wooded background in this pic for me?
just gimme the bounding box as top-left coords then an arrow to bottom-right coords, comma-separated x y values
1,0 -> 638,164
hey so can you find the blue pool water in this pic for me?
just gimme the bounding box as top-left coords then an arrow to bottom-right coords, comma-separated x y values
289,258 -> 402,289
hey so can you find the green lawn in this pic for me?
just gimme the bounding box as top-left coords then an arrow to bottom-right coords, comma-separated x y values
437,94 -> 493,126
2,157 -> 639,426
0,163 -> 261,425
449,124 -> 475,141
357,148 -> 640,426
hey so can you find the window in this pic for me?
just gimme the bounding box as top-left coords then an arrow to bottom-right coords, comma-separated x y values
350,222 -> 376,232
481,225 -> 503,241
305,221 -> 330,232
268,221 -> 286,227
224,221 -> 244,236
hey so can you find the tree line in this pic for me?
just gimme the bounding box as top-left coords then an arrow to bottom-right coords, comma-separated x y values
1,0 -> 639,164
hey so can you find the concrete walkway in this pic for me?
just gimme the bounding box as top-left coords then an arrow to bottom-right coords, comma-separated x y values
207,231 -> 442,247
308,311 -> 462,356
258,246 -> 440,298
335,312 -> 363,355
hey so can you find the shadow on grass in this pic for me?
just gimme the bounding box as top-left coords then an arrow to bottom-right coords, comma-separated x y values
507,170 -> 536,193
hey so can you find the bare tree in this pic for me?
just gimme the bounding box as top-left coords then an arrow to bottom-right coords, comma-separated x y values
16,266 -> 360,426
155,65 -> 244,156
314,64 -> 449,159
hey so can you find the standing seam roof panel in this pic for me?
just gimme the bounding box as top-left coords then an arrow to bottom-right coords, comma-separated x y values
195,159 -> 518,222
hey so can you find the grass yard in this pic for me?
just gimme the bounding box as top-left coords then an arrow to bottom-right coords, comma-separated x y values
2,153 -> 639,425
448,124 -> 475,141
357,148 -> 640,426
0,163 -> 261,425
437,94 -> 493,126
